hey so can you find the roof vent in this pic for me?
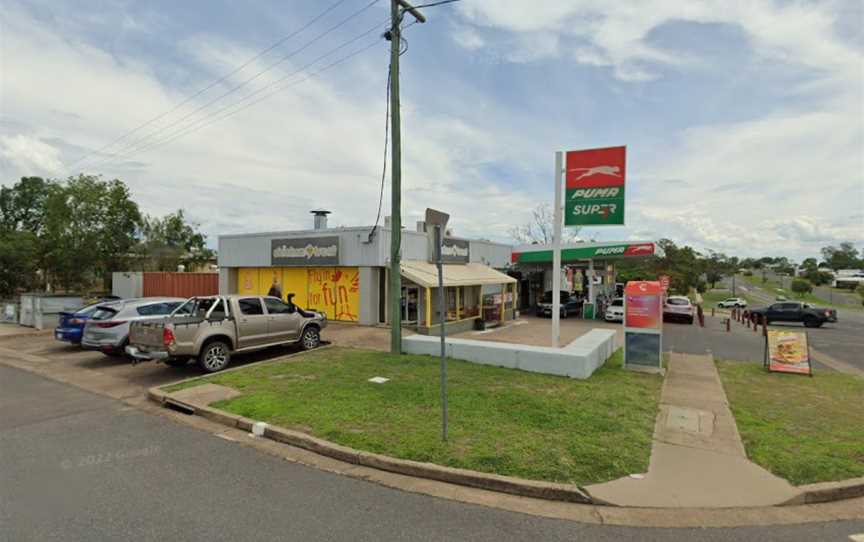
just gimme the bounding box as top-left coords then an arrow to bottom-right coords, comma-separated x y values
310,210 -> 331,230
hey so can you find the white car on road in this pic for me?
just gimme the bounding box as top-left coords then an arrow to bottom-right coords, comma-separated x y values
604,298 -> 624,322
717,297 -> 747,308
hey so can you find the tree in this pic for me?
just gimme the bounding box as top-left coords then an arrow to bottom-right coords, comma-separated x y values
702,250 -> 732,289
40,175 -> 141,290
136,210 -> 214,272
509,203 -> 580,245
0,231 -> 39,297
790,278 -> 813,298
820,243 -> 862,271
0,176 -> 52,234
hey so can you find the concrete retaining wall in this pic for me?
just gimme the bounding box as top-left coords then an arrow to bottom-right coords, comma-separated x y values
403,328 -> 616,379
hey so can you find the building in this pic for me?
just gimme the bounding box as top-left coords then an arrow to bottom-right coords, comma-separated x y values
510,241 -> 662,314
217,212 -> 515,334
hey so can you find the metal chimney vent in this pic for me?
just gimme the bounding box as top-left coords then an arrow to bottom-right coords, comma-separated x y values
310,209 -> 331,230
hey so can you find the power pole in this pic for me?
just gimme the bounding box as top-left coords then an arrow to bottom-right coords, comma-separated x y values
388,0 -> 425,354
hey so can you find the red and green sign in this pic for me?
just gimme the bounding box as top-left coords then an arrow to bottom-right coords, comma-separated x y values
511,242 -> 654,264
565,146 -> 626,226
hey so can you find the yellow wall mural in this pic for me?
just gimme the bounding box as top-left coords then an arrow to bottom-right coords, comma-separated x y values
236,267 -> 360,322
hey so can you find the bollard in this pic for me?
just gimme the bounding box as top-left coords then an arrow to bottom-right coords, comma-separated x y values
711,307 -> 715,317
762,317 -> 767,337
697,305 -> 705,327
726,318 -> 731,332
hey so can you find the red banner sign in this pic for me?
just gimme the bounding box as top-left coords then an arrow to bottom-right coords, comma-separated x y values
624,281 -> 663,329
659,275 -> 670,292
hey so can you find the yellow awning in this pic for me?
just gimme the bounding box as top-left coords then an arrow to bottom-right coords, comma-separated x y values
400,261 -> 516,288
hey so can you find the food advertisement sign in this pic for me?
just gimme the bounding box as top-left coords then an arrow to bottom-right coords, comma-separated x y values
565,146 -> 626,226
765,330 -> 812,376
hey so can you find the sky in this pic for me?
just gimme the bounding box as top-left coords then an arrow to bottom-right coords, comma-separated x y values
1,0 -> 862,261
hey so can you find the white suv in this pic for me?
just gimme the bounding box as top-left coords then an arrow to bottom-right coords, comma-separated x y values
717,297 -> 747,308
604,298 -> 624,322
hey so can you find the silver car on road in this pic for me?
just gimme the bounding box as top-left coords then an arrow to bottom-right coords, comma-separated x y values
81,297 -> 185,356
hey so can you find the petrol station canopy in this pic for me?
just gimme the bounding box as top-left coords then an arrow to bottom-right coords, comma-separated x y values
510,241 -> 662,265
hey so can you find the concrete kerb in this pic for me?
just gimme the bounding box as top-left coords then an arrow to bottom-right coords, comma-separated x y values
147,387 -> 594,504
146,345 -> 864,509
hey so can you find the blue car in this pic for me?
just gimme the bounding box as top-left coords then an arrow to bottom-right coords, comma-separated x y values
54,303 -> 103,344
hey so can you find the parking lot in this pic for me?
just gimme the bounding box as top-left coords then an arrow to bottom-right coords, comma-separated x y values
0,322 -> 400,403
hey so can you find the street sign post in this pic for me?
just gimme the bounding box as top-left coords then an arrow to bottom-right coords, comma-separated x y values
565,146 -> 626,227
425,208 -> 450,441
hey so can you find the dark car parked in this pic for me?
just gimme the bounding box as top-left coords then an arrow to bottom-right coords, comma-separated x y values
536,291 -> 583,318
749,301 -> 837,328
54,301 -> 115,344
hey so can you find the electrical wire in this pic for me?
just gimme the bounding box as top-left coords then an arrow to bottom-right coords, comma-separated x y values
411,0 -> 461,8
65,0 -> 352,172
368,63 -> 390,242
77,0 -> 382,171
89,37 -> 385,167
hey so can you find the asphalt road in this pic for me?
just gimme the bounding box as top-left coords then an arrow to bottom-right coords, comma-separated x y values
715,278 -> 864,372
2,364 -> 864,542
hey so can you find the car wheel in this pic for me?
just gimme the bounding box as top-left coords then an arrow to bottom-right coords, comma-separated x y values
301,326 -> 321,350
197,340 -> 231,373
164,358 -> 188,368
560,308 -> 568,319
803,317 -> 818,328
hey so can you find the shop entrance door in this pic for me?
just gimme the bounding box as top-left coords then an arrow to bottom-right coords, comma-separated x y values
401,286 -> 419,324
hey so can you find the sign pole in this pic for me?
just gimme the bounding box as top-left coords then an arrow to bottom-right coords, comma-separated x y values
552,151 -> 563,348
435,224 -> 448,441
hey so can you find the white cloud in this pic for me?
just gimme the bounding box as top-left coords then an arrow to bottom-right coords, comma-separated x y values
455,0 -> 862,86
0,135 -> 63,175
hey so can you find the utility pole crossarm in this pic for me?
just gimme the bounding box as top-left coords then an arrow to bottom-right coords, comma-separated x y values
397,0 -> 427,23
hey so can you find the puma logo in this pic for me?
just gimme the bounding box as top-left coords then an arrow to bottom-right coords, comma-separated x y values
569,165 -> 621,180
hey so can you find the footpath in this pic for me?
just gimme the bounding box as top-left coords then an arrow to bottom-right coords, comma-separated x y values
585,352 -> 800,507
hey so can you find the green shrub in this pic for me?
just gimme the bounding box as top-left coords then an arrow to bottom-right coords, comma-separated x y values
790,278 -> 813,297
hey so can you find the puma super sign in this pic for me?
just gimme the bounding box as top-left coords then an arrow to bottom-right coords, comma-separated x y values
565,146 -> 626,226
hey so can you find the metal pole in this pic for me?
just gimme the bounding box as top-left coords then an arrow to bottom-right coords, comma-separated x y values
387,0 -> 426,355
435,224 -> 448,441
552,151 -> 563,347
388,0 -> 403,354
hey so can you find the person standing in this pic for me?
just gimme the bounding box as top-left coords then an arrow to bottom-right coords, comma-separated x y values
267,279 -> 282,299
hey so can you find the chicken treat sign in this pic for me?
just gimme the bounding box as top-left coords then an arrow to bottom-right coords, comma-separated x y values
624,281 -> 664,370
565,146 -> 626,226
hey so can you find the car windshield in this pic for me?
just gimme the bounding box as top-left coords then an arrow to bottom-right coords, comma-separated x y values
541,292 -> 569,303
666,298 -> 690,306
610,299 -> 623,307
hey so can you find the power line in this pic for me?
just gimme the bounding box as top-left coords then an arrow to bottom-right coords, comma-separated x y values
368,62 -> 391,242
91,37 -> 385,167
87,22 -> 387,169
65,0 -> 352,172
411,0 -> 461,9
76,0 -> 382,171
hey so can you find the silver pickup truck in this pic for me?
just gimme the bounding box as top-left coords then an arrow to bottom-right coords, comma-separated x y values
126,295 -> 327,373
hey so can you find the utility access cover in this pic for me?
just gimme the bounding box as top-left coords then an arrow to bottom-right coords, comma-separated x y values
665,406 -> 714,436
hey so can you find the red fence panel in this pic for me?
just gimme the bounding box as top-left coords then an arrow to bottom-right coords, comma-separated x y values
142,272 -> 219,298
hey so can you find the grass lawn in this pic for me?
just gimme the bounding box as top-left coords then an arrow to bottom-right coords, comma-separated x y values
170,347 -> 663,485
717,361 -> 864,485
